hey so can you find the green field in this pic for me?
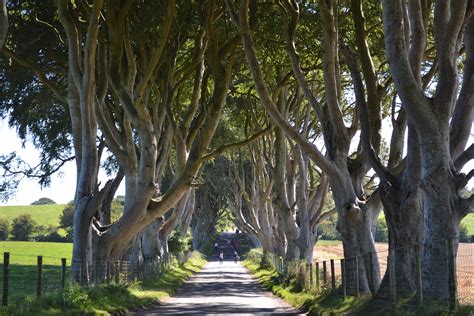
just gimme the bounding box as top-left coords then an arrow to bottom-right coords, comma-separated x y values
0,241 -> 73,301
0,241 -> 72,265
0,204 -> 65,227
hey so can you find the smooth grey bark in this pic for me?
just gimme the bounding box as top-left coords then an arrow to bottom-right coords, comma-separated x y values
55,0 -> 107,283
228,152 -> 278,254
0,0 -> 7,48
383,0 -> 473,302
95,5 -> 239,262
228,0 -> 382,293
343,37 -> 423,296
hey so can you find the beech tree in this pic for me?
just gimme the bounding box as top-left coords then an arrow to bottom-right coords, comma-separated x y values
227,0 -> 386,293
0,0 -> 6,48
382,0 -> 473,302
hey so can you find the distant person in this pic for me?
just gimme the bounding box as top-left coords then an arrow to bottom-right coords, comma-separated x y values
236,228 -> 240,235
233,250 -> 240,263
214,242 -> 218,252
219,251 -> 224,264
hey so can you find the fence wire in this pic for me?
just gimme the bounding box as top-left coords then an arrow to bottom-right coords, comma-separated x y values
1,252 -> 179,307
251,239 -> 473,312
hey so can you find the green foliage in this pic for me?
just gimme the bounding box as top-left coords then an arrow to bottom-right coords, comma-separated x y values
259,252 -> 272,270
243,252 -> 369,315
58,202 -> 74,241
318,214 -> 341,240
35,224 -> 68,242
0,217 -> 10,240
460,213 -> 474,235
0,251 -> 206,315
215,208 -> 235,233
374,217 -> 388,242
11,213 -> 37,240
459,223 -> 470,243
31,197 -> 56,205
168,230 -> 192,255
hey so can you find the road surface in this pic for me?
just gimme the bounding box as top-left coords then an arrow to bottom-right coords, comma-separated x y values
133,257 -> 303,315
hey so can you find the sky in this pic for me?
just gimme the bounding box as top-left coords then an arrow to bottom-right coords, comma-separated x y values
0,116 -> 472,206
0,119 -> 124,206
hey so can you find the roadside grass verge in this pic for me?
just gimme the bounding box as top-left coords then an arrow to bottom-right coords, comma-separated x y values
0,251 -> 206,315
243,257 -> 368,315
243,251 -> 474,315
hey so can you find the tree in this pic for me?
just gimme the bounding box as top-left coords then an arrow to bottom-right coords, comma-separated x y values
11,214 -> 36,241
31,197 -> 56,205
0,218 -> 10,240
59,201 -> 74,241
0,0 -> 7,48
382,0 -> 473,301
228,0 -> 385,293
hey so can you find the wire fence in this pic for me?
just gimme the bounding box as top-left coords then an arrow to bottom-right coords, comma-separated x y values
251,239 -> 473,311
0,251 -> 189,307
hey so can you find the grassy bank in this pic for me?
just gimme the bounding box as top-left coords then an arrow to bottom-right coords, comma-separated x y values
0,251 -> 206,315
243,250 -> 474,315
0,204 -> 65,227
243,256 -> 367,315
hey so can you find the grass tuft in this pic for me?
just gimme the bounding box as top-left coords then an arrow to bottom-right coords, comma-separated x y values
0,252 -> 206,316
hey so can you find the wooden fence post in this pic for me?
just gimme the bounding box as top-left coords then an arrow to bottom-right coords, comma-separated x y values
309,263 -> 313,289
341,259 -> 346,297
330,259 -> 336,290
368,252 -> 375,295
114,261 -> 120,284
447,239 -> 457,311
61,258 -> 67,290
37,256 -> 43,298
355,256 -> 360,296
414,245 -> 423,304
316,262 -> 320,288
305,262 -> 310,289
2,252 -> 9,307
323,261 -> 327,285
389,250 -> 396,303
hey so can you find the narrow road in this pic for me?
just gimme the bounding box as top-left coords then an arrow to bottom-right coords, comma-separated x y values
135,250 -> 303,315
137,260 -> 301,315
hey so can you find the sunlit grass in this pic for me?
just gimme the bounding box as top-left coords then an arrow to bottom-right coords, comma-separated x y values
0,252 -> 207,315
0,204 -> 66,227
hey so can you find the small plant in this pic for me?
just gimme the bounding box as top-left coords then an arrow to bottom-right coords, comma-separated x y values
61,285 -> 92,309
31,197 -> 57,205
0,218 -> 10,240
11,213 -> 37,241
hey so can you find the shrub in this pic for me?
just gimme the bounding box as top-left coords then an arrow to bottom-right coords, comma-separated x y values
59,202 -> 74,241
459,223 -> 470,243
0,218 -> 10,240
35,224 -> 68,242
317,214 -> 341,240
168,230 -> 192,255
11,214 -> 37,240
31,197 -> 56,205
374,217 -> 389,242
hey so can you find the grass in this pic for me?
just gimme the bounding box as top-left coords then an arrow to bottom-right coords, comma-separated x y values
243,255 -> 368,315
0,251 -> 207,315
0,241 -> 72,265
0,241 -> 73,300
461,213 -> 474,235
243,249 -> 474,315
317,240 -> 341,246
0,204 -> 65,227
